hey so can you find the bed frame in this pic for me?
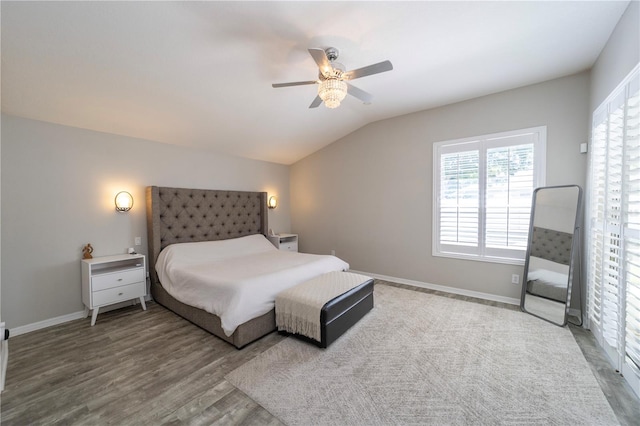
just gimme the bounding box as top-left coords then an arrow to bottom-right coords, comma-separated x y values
146,186 -> 275,348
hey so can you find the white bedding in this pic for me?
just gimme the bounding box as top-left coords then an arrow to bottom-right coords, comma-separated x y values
527,269 -> 568,288
527,256 -> 569,288
155,234 -> 349,336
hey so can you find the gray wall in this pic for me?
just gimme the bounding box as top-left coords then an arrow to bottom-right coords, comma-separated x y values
291,72 -> 589,301
590,1 -> 639,111
1,115 -> 291,329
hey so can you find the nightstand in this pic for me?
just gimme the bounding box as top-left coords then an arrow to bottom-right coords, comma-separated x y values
81,254 -> 147,326
267,233 -> 298,252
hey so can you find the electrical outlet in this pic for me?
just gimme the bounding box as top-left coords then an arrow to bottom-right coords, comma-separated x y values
331,249 -> 336,256
512,274 -> 520,284
135,237 -> 141,246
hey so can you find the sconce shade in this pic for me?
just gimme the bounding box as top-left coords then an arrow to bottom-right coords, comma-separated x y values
115,191 -> 134,212
268,196 -> 277,209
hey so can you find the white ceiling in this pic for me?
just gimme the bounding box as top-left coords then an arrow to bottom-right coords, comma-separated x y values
1,1 -> 629,165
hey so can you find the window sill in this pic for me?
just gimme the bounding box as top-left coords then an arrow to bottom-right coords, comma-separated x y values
432,251 -> 525,266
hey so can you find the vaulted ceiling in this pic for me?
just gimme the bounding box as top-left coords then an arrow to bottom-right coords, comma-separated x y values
1,1 -> 629,164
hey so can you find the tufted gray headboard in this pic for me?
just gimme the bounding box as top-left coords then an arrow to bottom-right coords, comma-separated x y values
146,186 -> 268,286
530,226 -> 574,266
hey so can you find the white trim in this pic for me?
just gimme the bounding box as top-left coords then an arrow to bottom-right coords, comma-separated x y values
432,126 -> 546,265
432,251 -> 525,266
349,269 -> 521,306
10,296 -> 152,336
433,126 -> 547,151
11,310 -> 87,336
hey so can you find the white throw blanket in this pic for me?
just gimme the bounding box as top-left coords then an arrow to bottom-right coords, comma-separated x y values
275,271 -> 372,342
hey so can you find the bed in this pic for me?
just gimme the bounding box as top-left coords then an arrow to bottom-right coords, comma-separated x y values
525,226 -> 572,302
146,186 -> 348,348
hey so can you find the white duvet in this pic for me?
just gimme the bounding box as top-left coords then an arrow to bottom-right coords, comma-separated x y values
155,234 -> 349,336
527,256 -> 570,288
527,269 -> 568,288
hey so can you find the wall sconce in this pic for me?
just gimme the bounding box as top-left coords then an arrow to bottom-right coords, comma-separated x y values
268,196 -> 278,210
115,191 -> 134,212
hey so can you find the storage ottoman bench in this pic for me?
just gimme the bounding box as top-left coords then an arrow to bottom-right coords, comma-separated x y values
275,271 -> 374,348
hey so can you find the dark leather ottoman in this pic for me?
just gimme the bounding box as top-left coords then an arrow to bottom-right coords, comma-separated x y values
320,278 -> 374,348
276,273 -> 374,348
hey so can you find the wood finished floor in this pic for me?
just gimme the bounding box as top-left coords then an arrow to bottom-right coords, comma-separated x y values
1,280 -> 638,425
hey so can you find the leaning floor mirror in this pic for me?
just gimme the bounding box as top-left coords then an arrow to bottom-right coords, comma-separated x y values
520,185 -> 582,326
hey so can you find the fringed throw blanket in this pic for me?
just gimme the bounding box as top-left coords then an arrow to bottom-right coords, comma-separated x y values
275,271 -> 372,342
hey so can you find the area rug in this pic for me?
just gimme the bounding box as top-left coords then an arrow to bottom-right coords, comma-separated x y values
226,285 -> 619,425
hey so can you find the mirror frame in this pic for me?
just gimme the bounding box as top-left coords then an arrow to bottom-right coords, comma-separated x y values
520,184 -> 583,326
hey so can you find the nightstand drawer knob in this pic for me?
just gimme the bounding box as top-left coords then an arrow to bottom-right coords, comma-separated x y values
118,292 -> 123,296
117,278 -> 123,281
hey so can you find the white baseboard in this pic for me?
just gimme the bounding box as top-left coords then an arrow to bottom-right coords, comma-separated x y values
10,295 -> 152,336
11,311 -> 87,336
10,276 -> 529,337
350,270 -> 521,306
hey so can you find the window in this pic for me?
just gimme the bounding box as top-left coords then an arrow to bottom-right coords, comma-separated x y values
587,64 -> 640,398
433,127 -> 546,264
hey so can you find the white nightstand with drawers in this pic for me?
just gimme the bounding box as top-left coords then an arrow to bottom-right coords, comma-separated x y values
267,233 -> 299,252
81,254 -> 147,326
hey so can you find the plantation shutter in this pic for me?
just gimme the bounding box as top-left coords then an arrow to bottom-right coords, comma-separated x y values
434,127 -> 545,263
603,90 -> 625,352
485,135 -> 536,258
588,112 -> 608,330
624,76 -> 640,373
587,64 -> 640,397
439,143 -> 480,255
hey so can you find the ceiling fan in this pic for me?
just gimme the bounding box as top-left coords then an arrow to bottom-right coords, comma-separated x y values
272,47 -> 393,109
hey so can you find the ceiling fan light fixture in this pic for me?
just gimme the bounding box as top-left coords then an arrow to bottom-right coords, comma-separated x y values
318,78 -> 347,109
272,46 -> 392,109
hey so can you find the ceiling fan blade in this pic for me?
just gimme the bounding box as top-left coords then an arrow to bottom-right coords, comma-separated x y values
343,60 -> 393,80
272,81 -> 317,88
309,95 -> 323,109
308,48 -> 332,75
347,83 -> 373,104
